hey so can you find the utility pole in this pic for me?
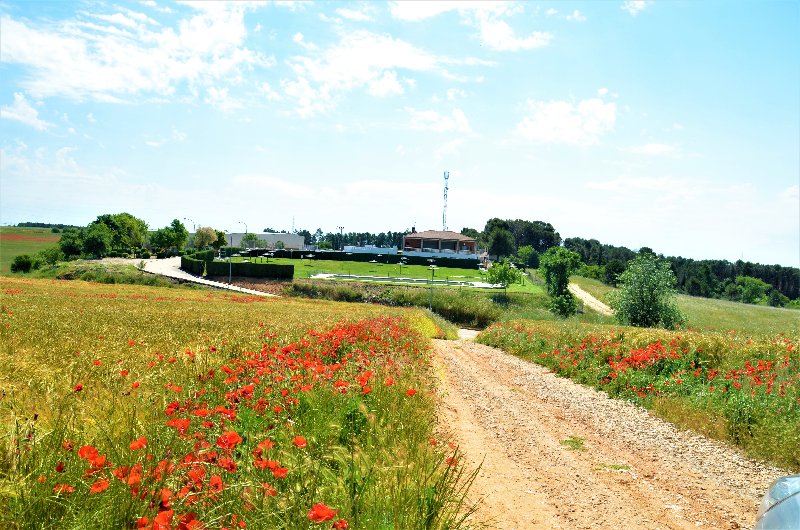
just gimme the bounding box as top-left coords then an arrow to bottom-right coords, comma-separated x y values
337,226 -> 344,251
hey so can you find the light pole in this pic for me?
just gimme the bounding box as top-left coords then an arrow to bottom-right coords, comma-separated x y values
183,217 -> 195,247
337,226 -> 344,251
429,265 -> 437,311
238,221 -> 247,250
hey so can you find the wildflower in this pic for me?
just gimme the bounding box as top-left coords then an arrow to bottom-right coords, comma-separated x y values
261,483 -> 278,496
308,503 -> 337,523
333,519 -> 348,529
53,483 -> 75,494
209,475 -> 224,493
130,437 -> 148,451
55,461 -> 65,473
74,383 -> 83,392
293,436 -> 307,449
406,388 -> 417,396
216,431 -> 243,450
90,479 -> 110,493
78,445 -> 99,461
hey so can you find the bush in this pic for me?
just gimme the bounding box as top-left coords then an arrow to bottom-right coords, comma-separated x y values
10,254 -> 34,273
609,253 -> 686,329
549,293 -> 577,317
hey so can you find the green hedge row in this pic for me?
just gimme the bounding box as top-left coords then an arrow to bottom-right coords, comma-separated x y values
181,252 -> 293,280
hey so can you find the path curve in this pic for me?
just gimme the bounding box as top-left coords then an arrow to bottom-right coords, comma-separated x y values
103,257 -> 275,297
434,336 -> 785,530
569,283 -> 613,316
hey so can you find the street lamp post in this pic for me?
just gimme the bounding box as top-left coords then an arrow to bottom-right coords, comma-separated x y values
428,264 -> 437,311
238,221 -> 247,250
337,226 -> 344,251
183,217 -> 195,247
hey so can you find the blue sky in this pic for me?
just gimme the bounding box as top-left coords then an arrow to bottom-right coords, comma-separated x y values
1,0 -> 798,266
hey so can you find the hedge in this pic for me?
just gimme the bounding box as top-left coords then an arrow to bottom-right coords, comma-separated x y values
180,252 -> 293,280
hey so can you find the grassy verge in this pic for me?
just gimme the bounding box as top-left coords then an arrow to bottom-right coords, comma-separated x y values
0,277 -> 475,529
27,260 -> 187,289
478,319 -> 800,470
571,276 -> 800,335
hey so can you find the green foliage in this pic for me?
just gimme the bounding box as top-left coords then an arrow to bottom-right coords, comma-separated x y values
10,254 -> 34,273
516,245 -> 539,268
95,213 -> 149,251
577,264 -> 605,282
487,228 -> 515,259
275,240 -> 285,249
549,293 -> 577,317
150,219 -> 189,252
319,241 -> 333,250
169,219 -> 189,249
82,222 -> 113,258
735,275 -> 771,304
33,246 -> 64,268
241,232 -> 259,248
212,230 -> 228,250
609,253 -> 686,328
194,226 -> 218,248
58,227 -> 83,258
487,259 -> 522,298
539,247 -> 581,297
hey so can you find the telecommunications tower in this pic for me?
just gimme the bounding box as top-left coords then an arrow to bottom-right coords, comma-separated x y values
442,171 -> 449,231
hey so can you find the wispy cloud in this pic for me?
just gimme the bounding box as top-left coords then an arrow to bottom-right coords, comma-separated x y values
516,98 -> 616,146
0,93 -> 52,131
623,143 -> 676,156
566,10 -> 587,22
622,1 -> 651,16
405,107 -> 471,133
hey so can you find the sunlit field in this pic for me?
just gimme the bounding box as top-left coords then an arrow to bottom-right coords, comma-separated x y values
0,276 -> 473,529
0,227 -> 60,274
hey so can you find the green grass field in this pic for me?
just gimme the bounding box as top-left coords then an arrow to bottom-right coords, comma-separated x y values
570,275 -> 799,335
0,227 -> 61,274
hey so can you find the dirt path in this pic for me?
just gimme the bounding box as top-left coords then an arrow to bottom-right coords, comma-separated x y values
568,283 -> 613,316
433,337 -> 786,530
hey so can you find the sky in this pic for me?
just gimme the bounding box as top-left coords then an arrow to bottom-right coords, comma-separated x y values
1,0 -> 798,267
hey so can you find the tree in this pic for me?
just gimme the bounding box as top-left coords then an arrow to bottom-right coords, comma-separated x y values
10,254 -> 34,273
274,240 -> 285,249
59,228 -> 83,259
241,232 -> 259,248
169,219 -> 189,249
82,222 -> 113,258
516,245 -> 539,268
194,227 -> 218,248
149,228 -> 174,253
487,259 -> 522,297
735,276 -> 771,304
539,247 -> 581,317
609,253 -> 686,328
488,228 -> 515,259
212,230 -> 228,251
604,259 -> 626,286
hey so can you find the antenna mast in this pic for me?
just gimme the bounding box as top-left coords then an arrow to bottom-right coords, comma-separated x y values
442,171 -> 449,231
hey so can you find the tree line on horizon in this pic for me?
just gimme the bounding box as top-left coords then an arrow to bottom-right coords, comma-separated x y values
13,216 -> 799,303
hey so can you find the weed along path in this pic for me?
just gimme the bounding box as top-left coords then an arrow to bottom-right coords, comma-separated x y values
433,335 -> 787,530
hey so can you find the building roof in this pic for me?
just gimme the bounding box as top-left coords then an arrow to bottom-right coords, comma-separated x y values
404,230 -> 476,242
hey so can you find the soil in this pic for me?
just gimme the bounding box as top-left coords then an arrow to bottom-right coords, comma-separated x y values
206,276 -> 290,296
568,284 -> 613,316
433,336 -> 786,530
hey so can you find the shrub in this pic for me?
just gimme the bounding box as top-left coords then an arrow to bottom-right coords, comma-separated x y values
549,293 -> 577,317
10,254 -> 34,273
609,253 -> 686,329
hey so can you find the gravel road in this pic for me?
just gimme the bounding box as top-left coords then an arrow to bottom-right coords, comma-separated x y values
433,337 -> 787,530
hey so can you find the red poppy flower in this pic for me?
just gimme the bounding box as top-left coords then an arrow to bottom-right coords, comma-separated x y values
53,483 -> 75,494
74,383 -> 83,392
406,388 -> 417,396
216,430 -> 243,450
261,483 -> 278,496
209,475 -> 223,493
55,461 -> 65,473
130,436 -> 147,450
131,381 -> 141,389
90,479 -> 110,493
292,436 -> 307,449
307,502 -> 337,523
272,466 -> 288,479
333,519 -> 349,529
78,445 -> 99,461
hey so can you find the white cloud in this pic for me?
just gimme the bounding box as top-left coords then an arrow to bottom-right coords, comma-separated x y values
597,87 -> 609,96
435,138 -> 465,160
0,4 -> 272,103
624,143 -> 676,156
622,1 -> 651,16
0,93 -> 52,131
447,88 -> 467,101
281,76 -> 332,118
517,98 -> 617,146
477,17 -> 552,51
86,112 -> 96,124
368,70 -> 404,97
389,1 -> 494,21
293,32 -> 318,51
335,8 -> 373,22
781,184 -> 799,204
204,86 -> 242,111
259,81 -> 282,101
405,107 -> 471,133
546,8 -> 558,16
566,10 -> 587,22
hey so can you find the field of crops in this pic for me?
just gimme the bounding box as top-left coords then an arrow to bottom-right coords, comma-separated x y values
0,277 -> 472,529
0,227 -> 61,274
478,320 -> 800,470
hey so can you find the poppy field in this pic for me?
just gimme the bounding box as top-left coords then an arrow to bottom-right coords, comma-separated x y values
0,277 -> 473,529
478,320 -> 800,470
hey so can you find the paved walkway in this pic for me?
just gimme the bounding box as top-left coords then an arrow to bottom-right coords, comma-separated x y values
141,257 -> 274,297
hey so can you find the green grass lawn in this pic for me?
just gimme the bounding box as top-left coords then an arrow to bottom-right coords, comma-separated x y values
0,226 -> 61,274
570,275 -> 799,335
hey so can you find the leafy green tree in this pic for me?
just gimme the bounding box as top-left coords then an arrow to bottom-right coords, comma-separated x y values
539,246 -> 581,317
59,228 -> 83,259
487,258 -> 522,297
241,232 -> 259,248
517,245 -> 539,268
194,227 -> 218,248
82,222 -> 113,258
212,230 -> 228,251
94,213 -> 148,251
609,253 -> 686,328
274,240 -> 285,249
604,259 -> 626,286
169,219 -> 189,249
148,228 -> 174,253
488,228 -> 515,260
735,276 -> 771,304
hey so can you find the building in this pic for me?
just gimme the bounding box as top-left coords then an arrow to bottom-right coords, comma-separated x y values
401,230 -> 478,260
